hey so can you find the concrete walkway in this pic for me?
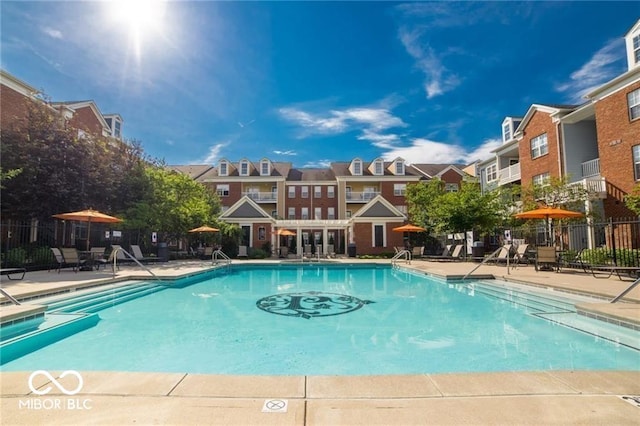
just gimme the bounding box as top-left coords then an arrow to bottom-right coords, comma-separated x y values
1,258 -> 639,425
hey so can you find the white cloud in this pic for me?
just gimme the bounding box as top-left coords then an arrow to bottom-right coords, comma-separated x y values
398,27 -> 460,99
555,39 -> 625,103
273,150 -> 297,156
202,142 -> 227,164
302,160 -> 332,168
380,137 -> 502,165
41,26 -> 63,39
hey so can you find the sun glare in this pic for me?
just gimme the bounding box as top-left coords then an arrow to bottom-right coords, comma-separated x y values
110,0 -> 167,59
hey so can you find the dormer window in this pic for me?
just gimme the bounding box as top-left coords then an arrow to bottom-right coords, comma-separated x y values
260,160 -> 270,176
395,160 -> 404,175
353,160 -> 362,175
503,122 -> 511,142
374,159 -> 383,175
219,161 -> 228,176
633,34 -> 640,67
240,160 -> 249,176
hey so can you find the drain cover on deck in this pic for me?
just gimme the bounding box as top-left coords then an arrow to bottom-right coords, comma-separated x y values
256,291 -> 374,319
262,399 -> 288,413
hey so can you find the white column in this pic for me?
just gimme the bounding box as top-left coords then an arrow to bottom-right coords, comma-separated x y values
297,227 -> 303,257
322,227 -> 329,256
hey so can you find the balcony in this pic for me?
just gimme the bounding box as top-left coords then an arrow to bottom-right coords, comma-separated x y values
567,177 -> 607,200
581,158 -> 600,178
243,191 -> 277,202
498,163 -> 521,185
346,191 -> 380,202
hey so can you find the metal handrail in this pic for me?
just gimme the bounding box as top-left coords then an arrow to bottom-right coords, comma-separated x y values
391,249 -> 411,266
610,276 -> 640,303
110,247 -> 160,281
462,246 -> 504,280
212,249 -> 231,266
0,287 -> 21,305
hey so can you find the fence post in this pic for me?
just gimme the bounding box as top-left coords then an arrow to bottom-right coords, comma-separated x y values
609,217 -> 617,266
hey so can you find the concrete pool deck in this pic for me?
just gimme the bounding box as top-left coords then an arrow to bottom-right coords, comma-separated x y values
1,258 -> 639,425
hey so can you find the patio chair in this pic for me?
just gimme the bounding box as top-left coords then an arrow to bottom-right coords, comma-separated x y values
90,247 -> 109,270
423,245 -> 453,260
200,246 -> 214,260
238,245 -> 248,258
535,246 -> 559,272
130,245 -> 160,263
412,246 -> 424,259
327,244 -> 335,258
512,243 -> 530,266
485,244 -> 512,265
279,246 -> 289,258
303,244 -> 312,258
49,247 -> 65,272
59,247 -> 87,273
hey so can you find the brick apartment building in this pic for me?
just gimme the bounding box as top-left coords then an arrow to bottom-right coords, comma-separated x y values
477,18 -> 640,249
170,160 -> 468,256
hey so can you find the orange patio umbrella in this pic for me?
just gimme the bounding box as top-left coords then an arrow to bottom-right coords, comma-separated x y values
273,228 -> 296,236
188,225 -> 220,233
514,206 -> 584,246
52,208 -> 123,250
392,224 -> 426,247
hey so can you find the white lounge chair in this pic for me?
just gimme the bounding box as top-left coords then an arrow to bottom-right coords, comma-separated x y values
238,245 -> 248,258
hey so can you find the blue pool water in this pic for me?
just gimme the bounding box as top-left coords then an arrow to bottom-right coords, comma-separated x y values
2,265 -> 639,375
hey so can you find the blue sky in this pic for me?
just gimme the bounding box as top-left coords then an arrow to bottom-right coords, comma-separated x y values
2,1 -> 638,168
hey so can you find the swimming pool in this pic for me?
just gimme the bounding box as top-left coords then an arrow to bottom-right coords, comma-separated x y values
2,264 -> 639,375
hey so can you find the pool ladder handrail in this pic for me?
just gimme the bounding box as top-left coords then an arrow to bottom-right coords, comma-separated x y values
212,249 -> 232,267
610,276 -> 640,303
391,249 -> 411,266
0,287 -> 21,305
110,247 -> 161,281
462,246 -> 504,280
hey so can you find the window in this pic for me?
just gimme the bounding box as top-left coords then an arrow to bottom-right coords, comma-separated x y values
314,207 -> 322,220
219,161 -> 228,176
486,164 -> 497,182
364,187 -> 376,200
374,160 -> 383,175
346,210 -> 352,218
634,145 -> 640,180
532,172 -> 550,187
258,227 -> 266,241
395,160 -> 404,175
445,183 -> 459,192
288,207 -> 295,220
301,186 -> 309,198
288,186 -> 295,198
216,184 -> 229,197
114,120 -> 121,138
374,225 -> 384,247
271,210 -> 278,218
502,123 -> 511,142
346,186 -> 352,200
327,207 -> 335,220
395,205 -> 407,215
628,88 -> 640,121
353,160 -> 362,175
314,186 -> 322,198
393,183 -> 406,196
240,160 -> 249,176
260,161 -> 270,176
530,133 -> 548,159
301,207 -> 309,220
327,186 -> 335,198
634,34 -> 640,65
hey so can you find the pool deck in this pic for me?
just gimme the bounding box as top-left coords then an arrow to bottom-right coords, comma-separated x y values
1,258 -> 639,425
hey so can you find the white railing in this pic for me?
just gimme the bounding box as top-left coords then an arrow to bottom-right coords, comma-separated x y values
567,177 -> 607,199
212,249 -> 231,266
391,249 -> 411,266
581,158 -> 600,178
498,163 -> 521,185
346,191 -> 380,202
243,192 -> 277,202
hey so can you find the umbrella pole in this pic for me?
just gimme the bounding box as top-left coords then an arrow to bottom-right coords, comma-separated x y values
87,219 -> 92,251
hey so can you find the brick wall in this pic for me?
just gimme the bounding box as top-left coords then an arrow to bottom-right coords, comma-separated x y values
594,80 -> 640,218
68,106 -> 104,135
518,110 -> 561,189
0,85 -> 33,130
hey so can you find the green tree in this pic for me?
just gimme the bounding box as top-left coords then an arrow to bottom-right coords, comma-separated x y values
625,183 -> 640,216
405,179 -> 445,228
520,176 -> 591,212
123,165 -> 232,242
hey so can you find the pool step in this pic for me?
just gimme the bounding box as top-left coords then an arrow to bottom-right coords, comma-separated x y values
46,283 -> 163,314
469,282 -> 576,313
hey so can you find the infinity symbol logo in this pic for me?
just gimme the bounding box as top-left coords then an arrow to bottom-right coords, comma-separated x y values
28,370 -> 84,396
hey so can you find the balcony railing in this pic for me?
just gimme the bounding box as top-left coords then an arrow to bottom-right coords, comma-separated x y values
567,177 -> 607,200
346,191 -> 380,202
581,158 -> 600,178
498,163 -> 521,185
243,192 -> 277,202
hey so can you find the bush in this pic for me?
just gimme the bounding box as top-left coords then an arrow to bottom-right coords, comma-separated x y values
3,247 -> 27,267
249,248 -> 268,259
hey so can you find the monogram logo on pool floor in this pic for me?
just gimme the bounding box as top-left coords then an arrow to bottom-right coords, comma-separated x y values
256,291 -> 375,319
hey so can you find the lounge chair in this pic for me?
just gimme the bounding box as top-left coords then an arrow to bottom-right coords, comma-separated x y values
49,247 -> 65,272
303,244 -> 312,258
485,244 -> 512,265
0,268 -> 26,280
431,244 -> 463,262
110,245 -> 135,265
412,246 -> 424,259
327,244 -> 335,258
59,247 -> 87,273
535,246 -> 559,272
423,245 -> 453,260
130,245 -> 160,263
512,243 -> 530,266
279,246 -> 289,258
200,246 -> 214,260
238,245 -> 248,258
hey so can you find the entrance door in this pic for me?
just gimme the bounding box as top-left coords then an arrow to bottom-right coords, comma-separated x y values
241,226 -> 251,247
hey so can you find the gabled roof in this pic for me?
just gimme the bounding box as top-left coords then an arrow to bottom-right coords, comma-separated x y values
331,161 -> 421,177
515,103 -> 577,134
0,69 -> 39,97
410,163 -> 468,178
219,196 -> 274,222
50,100 -> 111,131
287,167 -> 336,182
201,161 -> 292,178
168,165 -> 213,180
351,195 -> 406,221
